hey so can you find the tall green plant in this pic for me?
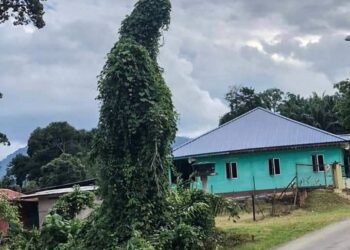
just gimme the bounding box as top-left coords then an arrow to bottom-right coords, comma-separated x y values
88,0 -> 176,246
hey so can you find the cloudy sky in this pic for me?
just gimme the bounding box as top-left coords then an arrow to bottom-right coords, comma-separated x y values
1,0 -> 350,159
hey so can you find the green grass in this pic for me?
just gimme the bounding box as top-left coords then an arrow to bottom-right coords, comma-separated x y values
217,190 -> 350,250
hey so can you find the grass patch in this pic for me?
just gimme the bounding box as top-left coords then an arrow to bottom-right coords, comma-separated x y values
303,189 -> 350,212
218,190 -> 350,250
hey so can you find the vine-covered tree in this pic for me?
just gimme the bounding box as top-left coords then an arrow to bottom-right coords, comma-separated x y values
78,0 -> 176,248
0,0 -> 45,28
0,92 -> 10,146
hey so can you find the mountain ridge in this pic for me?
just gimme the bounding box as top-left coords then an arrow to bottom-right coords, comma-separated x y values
0,147 -> 28,178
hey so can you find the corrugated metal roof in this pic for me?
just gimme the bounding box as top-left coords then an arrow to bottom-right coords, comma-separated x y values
20,186 -> 97,199
339,134 -> 350,140
0,189 -> 22,200
173,107 -> 347,158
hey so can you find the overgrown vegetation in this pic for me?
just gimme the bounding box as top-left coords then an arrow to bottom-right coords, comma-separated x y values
83,0 -> 177,247
66,0 -> 238,248
5,187 -> 95,250
0,194 -> 20,227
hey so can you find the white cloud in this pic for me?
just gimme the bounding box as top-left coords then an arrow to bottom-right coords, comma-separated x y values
294,35 -> 321,47
246,40 -> 266,54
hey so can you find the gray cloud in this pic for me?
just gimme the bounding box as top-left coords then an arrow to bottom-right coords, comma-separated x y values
1,0 -> 350,158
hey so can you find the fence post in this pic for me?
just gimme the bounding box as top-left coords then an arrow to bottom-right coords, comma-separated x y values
252,193 -> 256,221
252,176 -> 256,221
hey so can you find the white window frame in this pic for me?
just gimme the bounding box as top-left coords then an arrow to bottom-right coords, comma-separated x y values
312,154 -> 325,172
225,162 -> 238,179
268,158 -> 281,176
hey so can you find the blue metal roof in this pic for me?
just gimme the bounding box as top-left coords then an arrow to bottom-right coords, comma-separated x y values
339,134 -> 350,140
173,107 -> 347,158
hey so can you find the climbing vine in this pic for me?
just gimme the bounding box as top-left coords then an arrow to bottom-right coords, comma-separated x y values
67,1 -> 240,249
74,0 -> 176,248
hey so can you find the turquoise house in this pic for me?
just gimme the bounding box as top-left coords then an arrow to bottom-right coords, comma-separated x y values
172,108 -> 350,197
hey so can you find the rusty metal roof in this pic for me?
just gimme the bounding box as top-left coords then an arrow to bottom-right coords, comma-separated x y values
0,189 -> 23,200
173,107 -> 347,158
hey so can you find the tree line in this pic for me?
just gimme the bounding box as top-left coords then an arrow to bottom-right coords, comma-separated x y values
220,80 -> 350,135
1,122 -> 97,191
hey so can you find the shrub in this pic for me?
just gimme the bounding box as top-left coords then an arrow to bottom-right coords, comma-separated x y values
50,186 -> 95,220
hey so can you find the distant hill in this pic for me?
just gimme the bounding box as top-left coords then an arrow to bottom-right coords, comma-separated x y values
0,147 -> 27,178
173,136 -> 191,149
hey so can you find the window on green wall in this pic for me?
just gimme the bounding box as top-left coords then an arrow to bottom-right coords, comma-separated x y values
268,158 -> 280,176
344,157 -> 350,177
226,162 -> 237,179
312,155 -> 325,172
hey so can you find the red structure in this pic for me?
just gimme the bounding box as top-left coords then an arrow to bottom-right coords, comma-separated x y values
0,189 -> 23,235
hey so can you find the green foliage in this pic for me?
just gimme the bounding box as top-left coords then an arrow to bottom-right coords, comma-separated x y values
279,92 -> 345,134
50,186 -> 95,220
78,0 -> 176,246
0,0 -> 45,28
39,187 -> 95,249
7,227 -> 40,250
335,79 -> 350,131
220,85 -> 348,134
220,86 -> 263,125
260,88 -> 284,112
40,214 -> 82,250
220,86 -> 284,125
0,195 -> 20,226
4,122 -> 95,189
6,188 -> 95,250
27,122 -> 90,159
40,154 -> 87,187
22,180 -> 39,192
277,93 -> 310,123
0,197 -> 39,249
119,0 -> 171,60
68,188 -> 239,250
158,189 -> 239,250
6,154 -> 30,187
126,231 -> 155,250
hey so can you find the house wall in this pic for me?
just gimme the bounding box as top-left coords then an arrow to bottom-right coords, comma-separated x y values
37,196 -> 101,227
185,146 -> 344,195
38,197 -> 56,227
